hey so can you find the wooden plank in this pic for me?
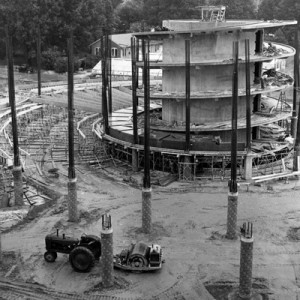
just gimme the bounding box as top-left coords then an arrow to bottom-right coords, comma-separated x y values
254,171 -> 300,183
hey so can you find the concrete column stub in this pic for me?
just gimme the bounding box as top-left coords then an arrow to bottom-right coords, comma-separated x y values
132,148 -> 139,172
142,187 -> 152,234
226,192 -> 238,240
12,166 -> 24,206
68,177 -> 78,222
101,213 -> 114,288
239,236 -> 254,299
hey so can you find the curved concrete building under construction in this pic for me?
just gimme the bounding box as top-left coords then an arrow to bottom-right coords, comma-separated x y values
96,8 -> 297,180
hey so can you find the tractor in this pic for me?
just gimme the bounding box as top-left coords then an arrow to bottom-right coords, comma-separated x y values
44,229 -> 101,272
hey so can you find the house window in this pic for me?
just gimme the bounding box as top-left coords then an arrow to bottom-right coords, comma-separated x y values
111,48 -> 118,57
95,47 -> 100,55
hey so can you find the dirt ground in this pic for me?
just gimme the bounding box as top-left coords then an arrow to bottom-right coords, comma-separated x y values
1,160 -> 300,299
1,61 -> 300,299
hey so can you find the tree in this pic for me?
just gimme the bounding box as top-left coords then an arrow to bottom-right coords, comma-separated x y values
257,0 -> 300,45
214,0 -> 256,19
114,0 -> 143,32
114,0 -> 204,32
0,0 -> 116,62
257,0 -> 280,21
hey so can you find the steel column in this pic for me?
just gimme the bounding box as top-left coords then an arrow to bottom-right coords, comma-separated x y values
185,39 -> 191,152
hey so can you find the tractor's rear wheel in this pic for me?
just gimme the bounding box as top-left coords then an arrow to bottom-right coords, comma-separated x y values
69,246 -> 95,272
44,251 -> 57,262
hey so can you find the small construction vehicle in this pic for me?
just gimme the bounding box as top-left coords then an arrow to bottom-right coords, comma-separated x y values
113,241 -> 163,272
44,229 -> 101,272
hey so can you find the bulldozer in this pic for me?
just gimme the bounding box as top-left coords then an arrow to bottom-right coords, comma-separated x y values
44,229 -> 101,272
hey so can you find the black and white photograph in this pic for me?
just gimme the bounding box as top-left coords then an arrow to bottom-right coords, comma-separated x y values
0,0 -> 299,299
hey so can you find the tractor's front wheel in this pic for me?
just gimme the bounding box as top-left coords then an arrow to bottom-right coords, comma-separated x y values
44,251 -> 57,262
69,246 -> 95,272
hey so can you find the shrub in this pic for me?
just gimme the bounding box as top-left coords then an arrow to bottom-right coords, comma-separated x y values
53,56 -> 81,74
82,54 -> 100,69
53,57 -> 68,73
42,47 -> 62,70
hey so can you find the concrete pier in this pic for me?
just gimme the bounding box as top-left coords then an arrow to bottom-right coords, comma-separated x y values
12,166 -> 23,206
68,177 -> 79,222
101,214 -> 114,288
226,192 -> 238,240
142,187 -> 152,234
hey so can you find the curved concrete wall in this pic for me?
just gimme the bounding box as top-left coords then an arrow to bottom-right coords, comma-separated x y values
162,95 -> 253,124
162,31 -> 256,63
161,30 -> 256,126
162,64 -> 255,93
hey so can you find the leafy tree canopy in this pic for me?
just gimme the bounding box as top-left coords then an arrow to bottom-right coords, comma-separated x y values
0,0 -> 115,61
257,0 -> 300,45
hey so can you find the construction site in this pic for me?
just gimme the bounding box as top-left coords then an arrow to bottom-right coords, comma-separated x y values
1,5 -> 300,300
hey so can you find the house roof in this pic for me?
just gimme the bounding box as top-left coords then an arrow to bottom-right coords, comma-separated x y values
89,33 -> 132,48
89,33 -> 162,48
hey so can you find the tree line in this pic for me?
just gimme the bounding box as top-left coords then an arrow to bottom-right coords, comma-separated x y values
0,0 -> 299,68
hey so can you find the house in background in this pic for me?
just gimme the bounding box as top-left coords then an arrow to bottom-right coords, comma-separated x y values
89,33 -> 162,60
90,32 -> 163,77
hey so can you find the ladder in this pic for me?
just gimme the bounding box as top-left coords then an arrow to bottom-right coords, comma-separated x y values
198,6 -> 226,22
210,6 -> 226,22
276,91 -> 286,111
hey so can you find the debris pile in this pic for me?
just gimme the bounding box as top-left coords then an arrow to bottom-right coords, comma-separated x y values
262,42 -> 289,57
261,69 -> 293,88
259,123 -> 286,140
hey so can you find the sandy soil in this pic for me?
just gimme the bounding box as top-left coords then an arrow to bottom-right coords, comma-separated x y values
1,63 -> 300,299
1,160 -> 300,299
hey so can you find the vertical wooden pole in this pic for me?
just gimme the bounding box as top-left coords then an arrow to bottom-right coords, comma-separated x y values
244,39 -> 253,180
67,30 -> 78,222
230,41 -> 238,191
142,39 -> 151,234
101,35 -> 109,133
292,26 -> 299,138
107,35 -> 112,115
37,25 -> 41,96
0,229 -> 2,264
131,37 -> 138,144
131,37 -> 139,172
245,39 -> 251,152
37,0 -> 42,97
6,26 -> 23,207
226,41 -> 239,240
